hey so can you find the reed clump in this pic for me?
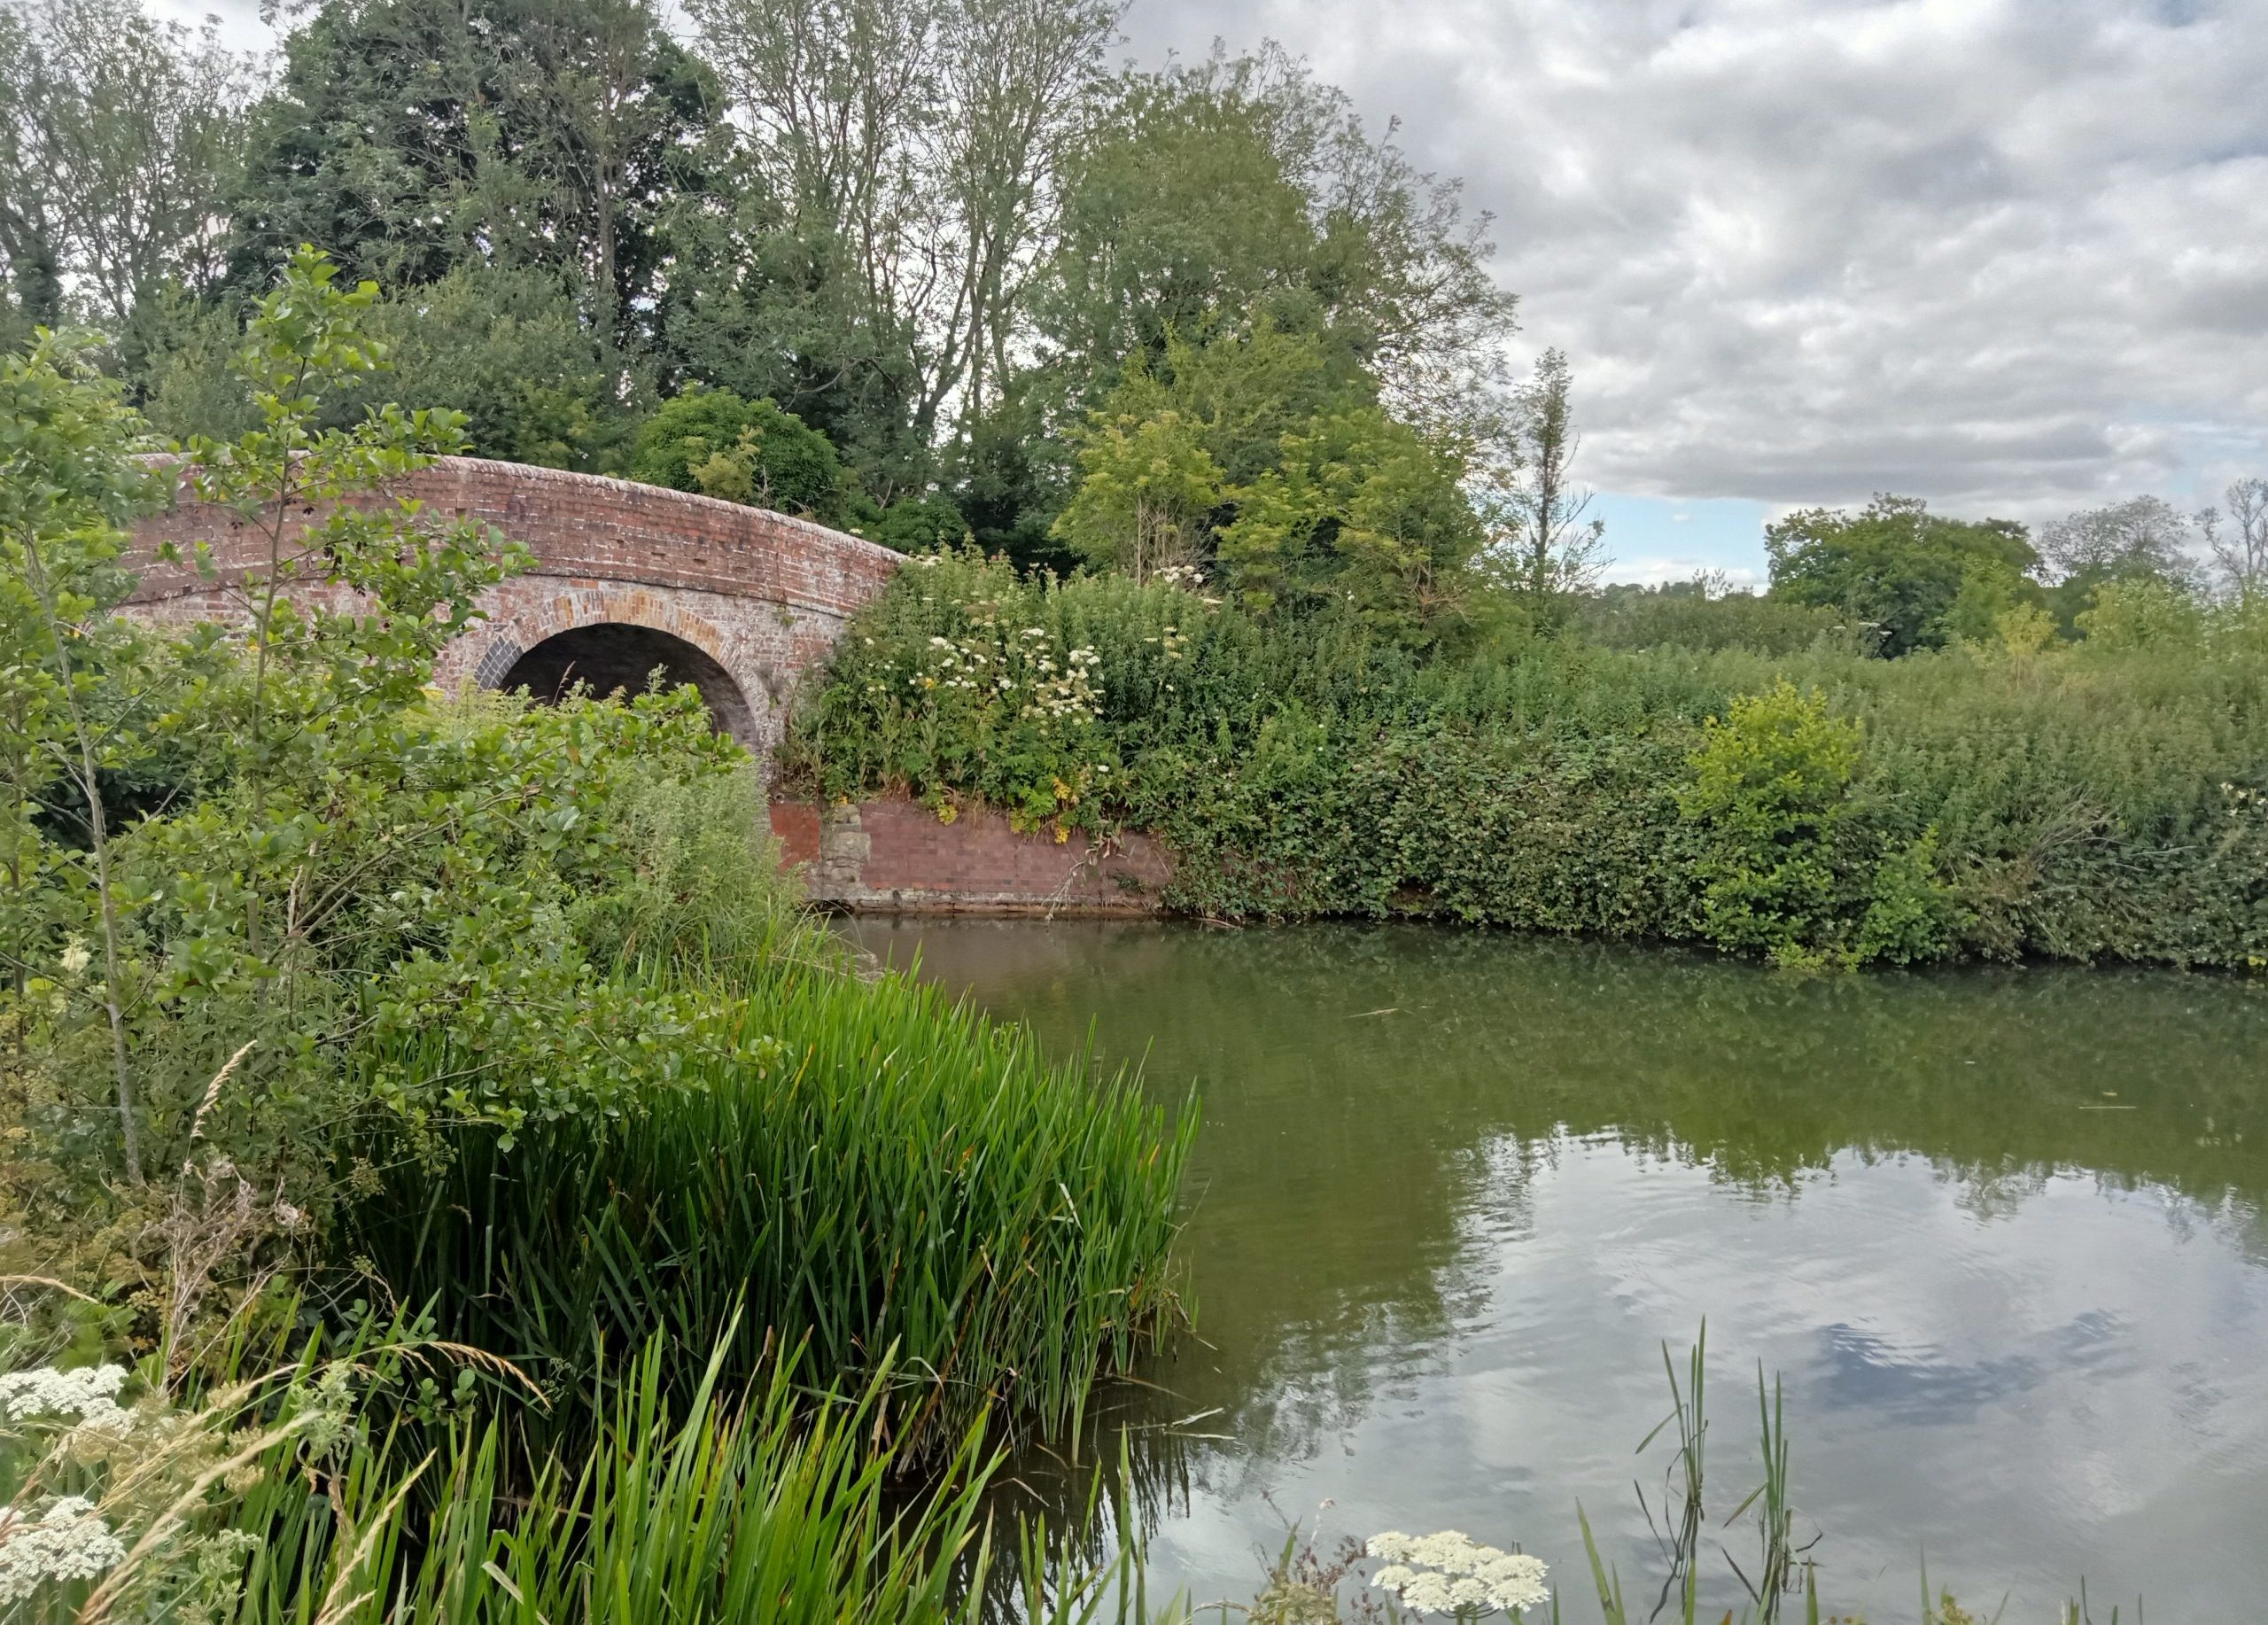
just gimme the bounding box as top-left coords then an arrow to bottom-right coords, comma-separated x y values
351,960 -> 1197,1466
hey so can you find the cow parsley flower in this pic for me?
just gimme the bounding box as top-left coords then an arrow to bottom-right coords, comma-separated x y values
1368,1527 -> 1550,1618
0,1365 -> 127,1422
0,1496 -> 128,1600
1480,1553 -> 1550,1613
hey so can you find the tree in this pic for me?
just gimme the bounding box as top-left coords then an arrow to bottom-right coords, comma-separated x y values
1035,45 -> 1516,445
492,0 -> 730,362
144,265 -> 622,467
2038,496 -> 2205,592
0,334 -> 168,1184
629,385 -> 855,523
1052,401 -> 1224,584
1766,495 -> 2039,657
687,0 -> 1119,452
1477,347 -> 1607,608
227,0 -> 726,360
0,0 -> 257,330
2201,477 -> 2268,603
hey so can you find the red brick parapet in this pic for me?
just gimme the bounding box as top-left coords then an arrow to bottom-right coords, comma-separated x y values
123,455 -> 903,754
772,798 -> 1174,916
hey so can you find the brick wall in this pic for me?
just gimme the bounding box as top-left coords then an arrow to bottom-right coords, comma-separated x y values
772,798 -> 1174,916
124,456 -> 901,755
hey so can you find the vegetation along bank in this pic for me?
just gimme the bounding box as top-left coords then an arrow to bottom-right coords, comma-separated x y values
784,548 -> 2268,971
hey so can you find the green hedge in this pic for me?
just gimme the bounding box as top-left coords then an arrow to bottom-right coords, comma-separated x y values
783,553 -> 2268,968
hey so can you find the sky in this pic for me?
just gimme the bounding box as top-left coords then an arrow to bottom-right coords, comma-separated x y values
153,0 -> 2268,587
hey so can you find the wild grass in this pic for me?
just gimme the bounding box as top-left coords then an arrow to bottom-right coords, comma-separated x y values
350,958 -> 1197,1466
19,1322 -> 1182,1625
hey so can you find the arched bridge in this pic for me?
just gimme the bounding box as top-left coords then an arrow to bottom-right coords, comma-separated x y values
127,456 -> 903,752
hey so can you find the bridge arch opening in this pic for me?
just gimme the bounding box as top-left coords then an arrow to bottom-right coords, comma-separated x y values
497,624 -> 758,744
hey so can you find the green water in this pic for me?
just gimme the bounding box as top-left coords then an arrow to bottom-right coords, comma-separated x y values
847,918 -> 2268,1621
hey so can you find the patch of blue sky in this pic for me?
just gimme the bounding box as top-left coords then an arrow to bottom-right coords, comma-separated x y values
1585,493 -> 1774,590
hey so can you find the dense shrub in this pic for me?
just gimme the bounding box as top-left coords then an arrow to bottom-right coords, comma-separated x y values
784,552 -> 2268,968
629,387 -> 854,524
1577,581 -> 1842,655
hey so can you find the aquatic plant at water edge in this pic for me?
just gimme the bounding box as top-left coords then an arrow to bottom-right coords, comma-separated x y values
351,960 -> 1196,1464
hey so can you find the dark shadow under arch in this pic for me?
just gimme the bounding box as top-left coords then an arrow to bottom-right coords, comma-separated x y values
498,624 -> 757,744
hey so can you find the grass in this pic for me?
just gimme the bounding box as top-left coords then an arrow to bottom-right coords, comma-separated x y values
349,956 -> 1197,1466
65,1326 -> 1183,1625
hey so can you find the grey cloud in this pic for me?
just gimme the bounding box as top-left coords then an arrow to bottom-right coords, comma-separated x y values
1123,0 -> 2268,522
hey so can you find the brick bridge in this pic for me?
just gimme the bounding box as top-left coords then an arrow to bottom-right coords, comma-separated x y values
127,455 -> 903,753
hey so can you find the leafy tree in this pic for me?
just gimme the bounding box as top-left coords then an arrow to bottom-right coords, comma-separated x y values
1053,402 -> 1225,584
1221,405 -> 1478,635
144,266 -> 623,468
1765,494 -> 2039,657
866,494 -> 968,554
687,0 -> 1119,450
2039,495 -> 2205,590
629,385 -> 855,523
1035,45 -> 1516,443
226,0 -> 726,362
941,388 -> 1079,573
0,0 -> 256,332
0,333 -> 170,1184
1055,320 -> 1481,633
2038,496 -> 2206,632
1476,347 -> 1607,612
2075,576 -> 2205,652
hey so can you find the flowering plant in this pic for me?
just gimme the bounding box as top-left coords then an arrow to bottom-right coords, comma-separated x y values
1367,1529 -> 1550,1619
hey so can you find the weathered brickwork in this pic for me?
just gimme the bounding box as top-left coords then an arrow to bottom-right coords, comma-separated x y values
124,456 -> 902,753
772,798 -> 1174,916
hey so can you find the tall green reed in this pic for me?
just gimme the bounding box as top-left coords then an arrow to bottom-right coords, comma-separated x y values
350,958 -> 1196,1466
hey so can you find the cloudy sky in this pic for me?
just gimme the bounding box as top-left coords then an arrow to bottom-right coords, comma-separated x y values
155,0 -> 2268,583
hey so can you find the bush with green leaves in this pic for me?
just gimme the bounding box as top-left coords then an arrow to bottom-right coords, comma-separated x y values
0,252 -> 800,1263
787,553 -> 2268,969
628,386 -> 856,525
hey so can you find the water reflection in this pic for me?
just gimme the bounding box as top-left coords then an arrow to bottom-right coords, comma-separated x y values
851,920 -> 2268,1620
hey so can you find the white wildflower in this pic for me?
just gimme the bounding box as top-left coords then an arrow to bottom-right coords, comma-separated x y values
1370,1564 -> 1414,1592
1401,1572 -> 1457,1615
0,1365 -> 127,1422
0,1496 -> 128,1600
1368,1532 -> 1413,1561
1480,1553 -> 1550,1612
1409,1531 -> 1479,1572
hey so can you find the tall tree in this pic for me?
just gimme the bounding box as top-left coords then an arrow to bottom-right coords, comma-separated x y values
0,0 -> 257,329
228,0 -> 723,358
1767,495 -> 2039,657
687,0 -> 1119,456
1036,46 -> 1516,441
1478,347 -> 1607,605
2038,495 -> 2206,595
2201,478 -> 2267,603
